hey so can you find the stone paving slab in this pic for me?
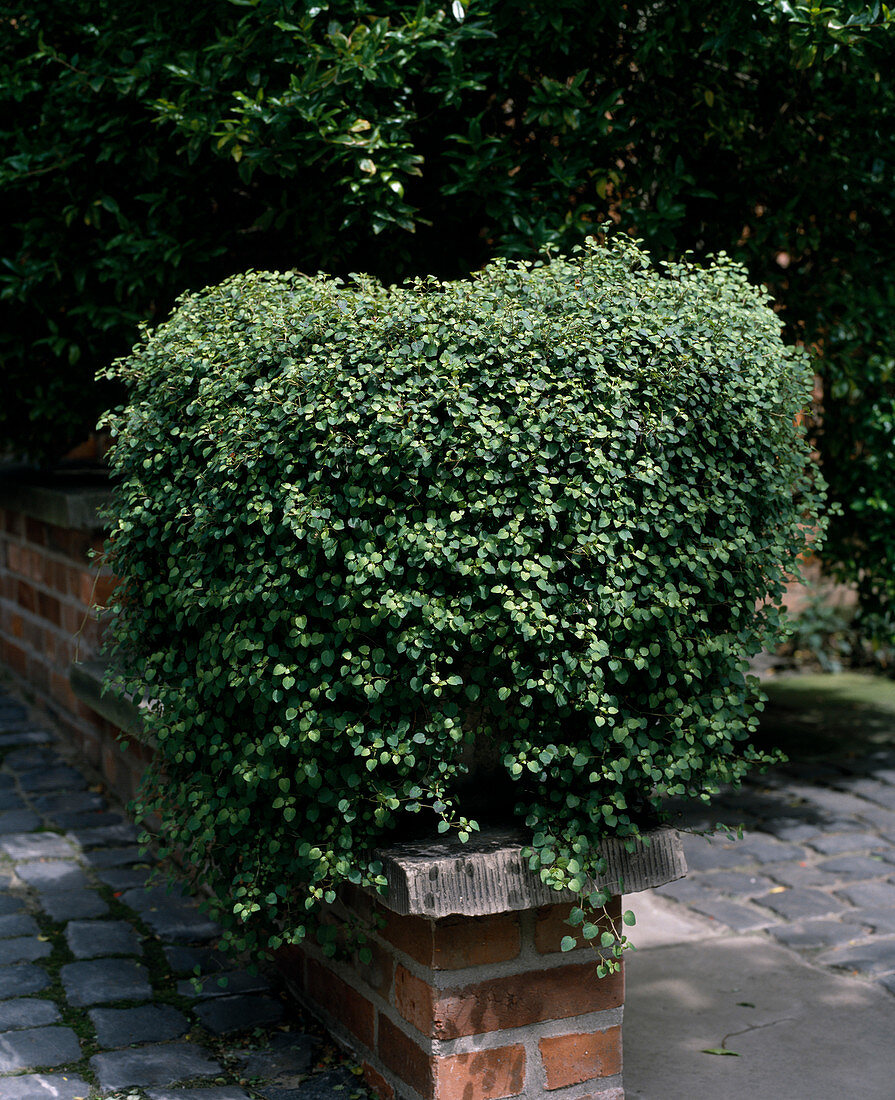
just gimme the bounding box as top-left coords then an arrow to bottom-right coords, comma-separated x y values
0,1075 -> 92,1100
0,964 -> 49,997
66,918 -> 143,958
39,887 -> 109,922
147,1090 -> 251,1100
61,957 -> 153,1006
90,1042 -> 223,1089
194,993 -> 284,1035
90,1003 -> 190,1047
0,1025 -> 81,1072
0,999 -> 61,1029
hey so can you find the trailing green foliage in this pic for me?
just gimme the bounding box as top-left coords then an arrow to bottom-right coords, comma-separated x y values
4,7 -> 894,653
102,239 -> 824,956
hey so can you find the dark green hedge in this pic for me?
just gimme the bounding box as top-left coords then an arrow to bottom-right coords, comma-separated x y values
103,239 -> 825,955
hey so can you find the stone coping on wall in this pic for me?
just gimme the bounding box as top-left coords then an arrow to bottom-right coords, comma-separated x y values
0,465 -> 110,532
374,826 -> 686,918
70,657 -> 687,919
69,658 -> 155,741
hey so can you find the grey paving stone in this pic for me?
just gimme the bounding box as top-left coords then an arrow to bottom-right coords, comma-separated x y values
269,1066 -> 358,1099
695,870 -> 775,896
18,766 -> 87,793
852,805 -> 895,833
788,783 -> 875,819
50,810 -> 124,831
842,907 -> 895,934
4,747 -> 62,771
753,887 -> 847,921
177,969 -> 270,999
163,944 -> 230,975
770,920 -> 862,950
39,887 -> 109,922
0,773 -> 17,789
31,790 -> 105,815
0,730 -> 52,746
0,895 -> 25,916
0,964 -> 49,998
83,844 -> 152,869
0,1025 -> 81,1072
121,886 -> 219,943
194,993 -> 284,1035
762,862 -> 837,890
0,1074 -> 91,1100
66,919 -> 142,959
0,832 -> 76,860
678,835 -> 749,871
0,937 -> 52,965
147,1090 -> 251,1100
16,859 -> 90,892
61,957 -> 152,1006
807,832 -> 888,855
688,896 -> 778,932
816,854 -> 893,880
0,998 -> 61,1029
733,834 -> 807,864
836,880 -> 895,908
0,790 -> 26,811
90,1042 -> 222,1089
849,782 -> 895,811
69,821 -> 139,848
237,1032 -> 315,1078
97,866 -> 157,892
0,703 -> 27,721
90,1003 -> 189,1047
651,878 -> 711,904
0,810 -> 41,834
0,913 -> 39,939
759,820 -> 822,843
818,936 -> 895,977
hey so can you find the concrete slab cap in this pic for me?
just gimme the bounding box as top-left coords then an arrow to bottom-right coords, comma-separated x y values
374,825 -> 686,918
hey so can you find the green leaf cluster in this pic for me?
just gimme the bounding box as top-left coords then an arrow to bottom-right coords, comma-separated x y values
101,238 -> 825,956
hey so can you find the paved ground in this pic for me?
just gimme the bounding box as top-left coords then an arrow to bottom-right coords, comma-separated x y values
0,686 -> 371,1100
625,672 -> 895,1099
5,671 -> 895,1099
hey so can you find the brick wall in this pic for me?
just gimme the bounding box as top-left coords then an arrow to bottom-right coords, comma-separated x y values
0,479 -> 149,803
277,890 -> 626,1100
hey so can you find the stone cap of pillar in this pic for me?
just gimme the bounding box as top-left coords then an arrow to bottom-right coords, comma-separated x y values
373,825 -> 686,919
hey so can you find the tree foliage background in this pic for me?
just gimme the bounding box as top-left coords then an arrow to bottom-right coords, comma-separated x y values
1,0 -> 893,632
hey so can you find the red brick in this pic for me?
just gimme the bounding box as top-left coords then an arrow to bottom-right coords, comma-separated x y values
535,895 -> 622,955
45,524 -> 92,562
273,944 -> 307,991
37,590 -> 62,627
407,960 -> 624,1039
1,639 -> 27,677
539,1027 -> 622,1090
307,959 -> 375,1049
435,1045 -> 526,1100
378,1014 -> 432,1098
357,939 -> 394,1000
24,518 -> 47,547
394,965 -> 435,1035
9,614 -> 23,640
79,570 -> 118,609
16,580 -> 36,614
6,544 -> 25,577
362,1062 -> 395,1100
382,910 -> 521,971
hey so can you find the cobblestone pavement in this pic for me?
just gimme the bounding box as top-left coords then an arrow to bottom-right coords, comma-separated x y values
656,748 -> 895,994
0,687 -> 371,1100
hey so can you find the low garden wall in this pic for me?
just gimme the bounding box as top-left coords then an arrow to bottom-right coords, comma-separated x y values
0,468 -> 688,1100
0,471 -> 149,802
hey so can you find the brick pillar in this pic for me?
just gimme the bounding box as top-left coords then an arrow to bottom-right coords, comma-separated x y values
280,895 -> 624,1100
277,827 -> 687,1100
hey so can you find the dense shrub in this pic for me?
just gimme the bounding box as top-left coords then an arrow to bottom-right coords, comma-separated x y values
4,7 -> 893,657
102,239 -> 825,955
